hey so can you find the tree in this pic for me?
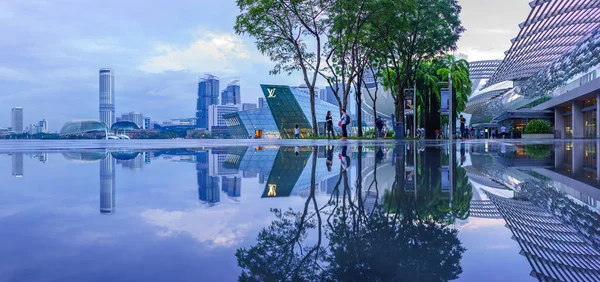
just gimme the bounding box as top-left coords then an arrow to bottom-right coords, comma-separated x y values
370,0 -> 464,138
321,0 -> 381,137
235,0 -> 330,136
437,55 -> 471,131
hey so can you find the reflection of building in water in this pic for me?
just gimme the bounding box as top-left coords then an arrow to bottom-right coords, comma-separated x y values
197,150 -> 220,204
117,153 -> 144,171
100,154 -> 116,214
221,176 -> 241,197
485,191 -> 600,281
11,153 -> 23,177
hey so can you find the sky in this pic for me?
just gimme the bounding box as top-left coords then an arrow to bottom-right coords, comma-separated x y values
0,0 -> 532,131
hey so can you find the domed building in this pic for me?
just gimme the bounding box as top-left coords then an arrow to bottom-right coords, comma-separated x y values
60,120 -> 108,138
111,121 -> 139,133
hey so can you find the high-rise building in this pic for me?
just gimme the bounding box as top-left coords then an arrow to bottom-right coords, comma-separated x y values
221,176 -> 241,197
242,103 -> 257,111
208,105 -> 238,128
11,107 -> 23,133
258,98 -> 268,109
12,153 -> 23,177
144,117 -> 152,130
197,151 -> 220,204
120,112 -> 144,129
100,153 -> 116,214
196,74 -> 220,129
99,68 -> 115,127
38,119 -> 48,133
221,79 -> 241,106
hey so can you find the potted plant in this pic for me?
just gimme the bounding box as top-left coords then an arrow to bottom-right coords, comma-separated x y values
522,119 -> 553,139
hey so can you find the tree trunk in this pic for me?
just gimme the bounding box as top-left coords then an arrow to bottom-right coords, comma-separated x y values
356,89 -> 363,137
310,88 -> 318,136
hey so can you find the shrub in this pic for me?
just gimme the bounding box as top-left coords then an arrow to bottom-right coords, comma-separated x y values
524,119 -> 551,134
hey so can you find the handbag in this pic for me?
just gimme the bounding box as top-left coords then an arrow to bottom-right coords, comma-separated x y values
338,121 -> 342,127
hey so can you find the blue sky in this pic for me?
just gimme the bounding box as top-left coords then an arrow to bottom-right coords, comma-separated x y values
0,0 -> 530,131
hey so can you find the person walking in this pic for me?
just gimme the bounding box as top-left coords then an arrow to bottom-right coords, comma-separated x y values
459,114 -> 466,139
376,117 -> 384,140
339,109 -> 349,141
325,111 -> 334,140
501,125 -> 506,139
294,124 -> 300,139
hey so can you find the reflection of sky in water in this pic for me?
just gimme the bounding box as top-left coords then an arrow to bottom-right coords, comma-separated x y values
0,142 -> 598,282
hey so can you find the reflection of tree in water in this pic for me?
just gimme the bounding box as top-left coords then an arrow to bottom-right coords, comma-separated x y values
382,147 -> 472,224
237,146 -> 467,281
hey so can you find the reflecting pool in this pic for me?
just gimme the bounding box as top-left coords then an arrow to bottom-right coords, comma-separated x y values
0,140 -> 599,282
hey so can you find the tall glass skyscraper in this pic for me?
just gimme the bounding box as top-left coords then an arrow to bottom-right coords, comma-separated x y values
99,68 -> 115,127
221,79 -> 241,105
100,153 -> 116,214
11,107 -> 23,133
196,74 -> 220,129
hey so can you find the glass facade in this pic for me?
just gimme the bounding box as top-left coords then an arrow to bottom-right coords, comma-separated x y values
224,107 -> 280,139
60,120 -> 108,136
261,84 -> 341,138
221,80 -> 241,105
196,75 -> 219,129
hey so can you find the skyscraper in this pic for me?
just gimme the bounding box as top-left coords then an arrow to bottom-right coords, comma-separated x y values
242,103 -> 257,111
100,153 -> 116,214
258,98 -> 267,109
121,112 -> 144,128
99,68 -> 115,127
38,119 -> 48,133
11,107 -> 23,133
221,79 -> 241,105
196,74 -> 220,129
144,117 -> 152,130
12,153 -> 23,177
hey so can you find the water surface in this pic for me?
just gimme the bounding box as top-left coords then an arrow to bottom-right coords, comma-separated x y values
0,140 -> 599,282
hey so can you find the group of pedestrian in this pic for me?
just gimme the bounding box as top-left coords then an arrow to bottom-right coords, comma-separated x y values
297,109 -> 351,140
375,116 -> 388,140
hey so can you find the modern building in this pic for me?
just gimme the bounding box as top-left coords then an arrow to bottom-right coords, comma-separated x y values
465,1 -> 600,139
11,107 -> 23,133
119,112 -> 144,129
208,105 -> 238,128
196,74 -> 220,129
224,106 -> 280,139
221,79 -> 241,106
260,84 -> 341,138
242,103 -> 257,111
144,117 -> 152,130
60,120 -> 108,137
258,97 -> 267,109
100,153 -> 116,214
38,119 -> 48,133
99,68 -> 115,127
12,153 -> 23,177
111,121 -> 140,133
197,150 -> 220,205
221,176 -> 241,197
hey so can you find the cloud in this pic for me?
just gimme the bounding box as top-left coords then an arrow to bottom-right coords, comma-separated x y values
0,67 -> 30,81
140,33 -> 253,74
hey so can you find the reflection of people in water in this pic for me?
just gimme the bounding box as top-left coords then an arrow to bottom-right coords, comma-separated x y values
295,146 -> 299,156
376,146 -> 384,164
340,146 -> 350,172
326,146 -> 333,171
460,144 -> 466,165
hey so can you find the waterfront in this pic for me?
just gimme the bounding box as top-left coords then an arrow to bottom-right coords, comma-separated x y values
0,140 -> 599,282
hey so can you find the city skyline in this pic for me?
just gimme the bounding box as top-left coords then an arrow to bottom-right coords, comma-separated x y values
0,0 -> 531,130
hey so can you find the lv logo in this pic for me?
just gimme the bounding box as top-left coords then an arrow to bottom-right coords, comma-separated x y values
267,88 -> 276,98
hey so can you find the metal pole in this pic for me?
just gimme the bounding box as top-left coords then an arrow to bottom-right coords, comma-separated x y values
448,73 -> 453,141
413,80 -> 417,138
